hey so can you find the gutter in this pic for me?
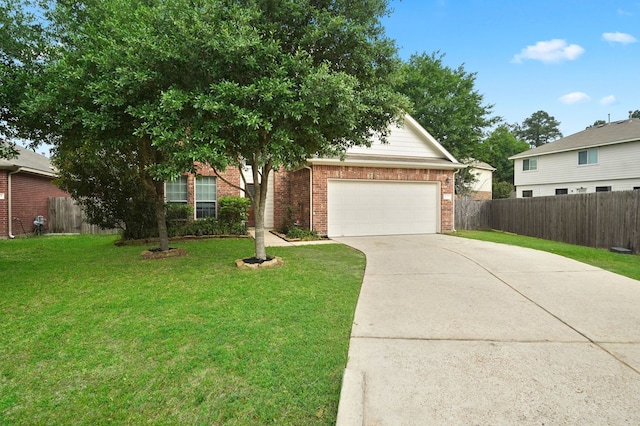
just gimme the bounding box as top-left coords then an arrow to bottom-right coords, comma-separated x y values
7,167 -> 21,238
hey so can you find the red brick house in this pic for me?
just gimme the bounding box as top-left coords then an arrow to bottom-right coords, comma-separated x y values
0,145 -> 70,238
169,114 -> 464,237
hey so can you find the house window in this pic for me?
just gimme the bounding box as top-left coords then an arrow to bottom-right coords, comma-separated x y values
196,176 -> 217,218
634,187 -> 640,190
166,176 -> 188,204
523,158 -> 537,171
555,188 -> 568,195
522,190 -> 533,198
578,148 -> 598,165
595,186 -> 611,192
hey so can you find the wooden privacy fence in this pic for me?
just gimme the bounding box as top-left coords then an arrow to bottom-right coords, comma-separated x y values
48,197 -> 118,235
456,191 -> 640,253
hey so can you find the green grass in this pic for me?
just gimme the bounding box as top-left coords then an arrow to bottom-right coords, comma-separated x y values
0,235 -> 365,425
452,230 -> 640,281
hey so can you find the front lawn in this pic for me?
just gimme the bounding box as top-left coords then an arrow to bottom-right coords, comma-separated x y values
453,230 -> 640,281
0,235 -> 364,425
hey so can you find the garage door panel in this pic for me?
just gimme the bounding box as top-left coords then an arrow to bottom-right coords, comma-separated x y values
327,180 -> 438,237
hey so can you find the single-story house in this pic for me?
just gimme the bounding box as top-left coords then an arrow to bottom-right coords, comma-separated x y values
168,114 -> 465,237
509,117 -> 640,198
0,145 -> 70,238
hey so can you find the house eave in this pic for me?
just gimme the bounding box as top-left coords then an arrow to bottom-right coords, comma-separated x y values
509,137 -> 640,160
308,155 -> 466,170
0,165 -> 57,178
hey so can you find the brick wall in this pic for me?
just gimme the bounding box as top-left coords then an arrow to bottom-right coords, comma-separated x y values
194,164 -> 242,198
0,172 -> 8,237
5,172 -> 70,237
308,165 -> 456,235
180,166 -> 242,216
287,168 -> 311,229
272,168 -> 290,231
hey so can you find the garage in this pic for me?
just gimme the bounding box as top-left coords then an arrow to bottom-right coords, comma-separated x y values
327,180 -> 439,237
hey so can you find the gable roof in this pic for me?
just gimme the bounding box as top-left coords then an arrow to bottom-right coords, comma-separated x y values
510,118 -> 640,160
471,161 -> 495,171
310,113 -> 465,170
0,144 -> 57,177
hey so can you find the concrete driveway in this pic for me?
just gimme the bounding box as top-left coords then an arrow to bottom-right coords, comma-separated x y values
334,234 -> 640,425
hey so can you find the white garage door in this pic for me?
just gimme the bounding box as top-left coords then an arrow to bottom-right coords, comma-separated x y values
327,180 -> 439,237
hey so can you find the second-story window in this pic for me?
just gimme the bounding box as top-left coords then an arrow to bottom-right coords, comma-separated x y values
578,148 -> 598,165
523,158 -> 537,171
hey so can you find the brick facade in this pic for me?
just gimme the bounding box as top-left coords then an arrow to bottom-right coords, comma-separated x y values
273,165 -> 456,236
177,162 -> 456,236
272,167 -> 311,231
0,171 -> 70,237
0,172 -> 8,237
177,165 -> 242,217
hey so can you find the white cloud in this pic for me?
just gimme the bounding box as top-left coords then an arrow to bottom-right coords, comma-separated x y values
617,8 -> 632,16
600,95 -> 617,105
559,92 -> 591,104
512,39 -> 585,64
603,32 -> 637,44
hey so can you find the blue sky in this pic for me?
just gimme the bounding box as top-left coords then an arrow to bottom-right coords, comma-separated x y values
381,0 -> 640,137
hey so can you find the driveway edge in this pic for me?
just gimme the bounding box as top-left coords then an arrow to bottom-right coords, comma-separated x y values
336,367 -> 365,426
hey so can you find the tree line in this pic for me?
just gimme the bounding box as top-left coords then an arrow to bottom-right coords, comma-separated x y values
1,0 -> 618,256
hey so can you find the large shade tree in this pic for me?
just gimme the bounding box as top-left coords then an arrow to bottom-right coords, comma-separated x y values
0,0 -> 44,159
396,51 -> 499,161
6,0 -> 407,259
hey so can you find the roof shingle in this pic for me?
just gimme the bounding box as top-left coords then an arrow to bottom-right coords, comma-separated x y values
510,118 -> 640,159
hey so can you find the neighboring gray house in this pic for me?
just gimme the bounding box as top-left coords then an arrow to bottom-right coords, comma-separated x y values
509,118 -> 640,198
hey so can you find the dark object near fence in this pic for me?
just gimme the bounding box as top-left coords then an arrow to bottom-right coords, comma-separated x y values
610,247 -> 632,254
33,215 -> 46,236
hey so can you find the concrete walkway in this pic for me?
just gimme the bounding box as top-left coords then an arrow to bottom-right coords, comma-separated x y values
334,234 -> 640,425
249,229 -> 338,247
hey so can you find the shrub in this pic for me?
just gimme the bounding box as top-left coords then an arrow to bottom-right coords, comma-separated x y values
218,196 -> 250,224
165,198 -> 249,238
166,204 -> 195,237
286,226 -> 320,241
279,205 -> 296,234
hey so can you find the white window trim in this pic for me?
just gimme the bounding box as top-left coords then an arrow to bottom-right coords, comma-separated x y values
522,158 -> 538,172
578,148 -> 598,166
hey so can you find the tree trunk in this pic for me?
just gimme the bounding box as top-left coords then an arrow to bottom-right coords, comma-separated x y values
252,162 -> 272,261
154,180 -> 170,251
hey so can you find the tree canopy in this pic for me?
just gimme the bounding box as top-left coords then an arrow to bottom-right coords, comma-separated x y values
4,0 -> 408,258
477,125 -> 529,184
512,110 -> 562,148
396,51 -> 499,160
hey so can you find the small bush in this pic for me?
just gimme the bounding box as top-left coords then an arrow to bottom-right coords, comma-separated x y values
165,199 -> 249,238
286,226 -> 320,241
218,196 -> 250,224
279,205 -> 297,234
166,204 -> 195,237
166,204 -> 194,222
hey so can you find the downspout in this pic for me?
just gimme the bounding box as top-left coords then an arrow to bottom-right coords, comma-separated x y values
303,166 -> 313,231
451,168 -> 460,232
7,167 -> 21,239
